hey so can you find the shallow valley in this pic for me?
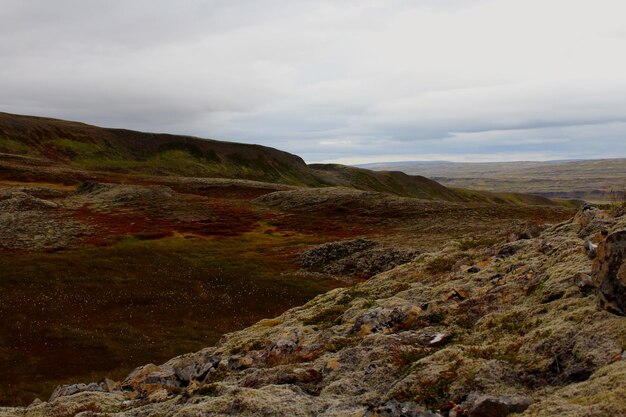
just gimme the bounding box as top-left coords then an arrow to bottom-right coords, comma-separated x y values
2,113 -> 623,417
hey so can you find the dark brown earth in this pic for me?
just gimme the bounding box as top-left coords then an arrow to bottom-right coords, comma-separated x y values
0,113 -> 577,408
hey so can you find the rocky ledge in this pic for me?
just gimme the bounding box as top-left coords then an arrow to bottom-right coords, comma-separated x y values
298,238 -> 418,281
1,206 -> 625,417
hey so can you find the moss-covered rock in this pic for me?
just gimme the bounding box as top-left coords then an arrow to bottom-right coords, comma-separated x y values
2,208 -> 625,416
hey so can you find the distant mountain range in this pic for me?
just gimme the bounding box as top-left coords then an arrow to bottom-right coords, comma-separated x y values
356,159 -> 626,201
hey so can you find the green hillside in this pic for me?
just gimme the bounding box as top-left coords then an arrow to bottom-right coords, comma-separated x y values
0,112 -> 569,206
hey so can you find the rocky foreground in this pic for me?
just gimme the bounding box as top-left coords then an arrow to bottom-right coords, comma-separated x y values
2,205 -> 625,417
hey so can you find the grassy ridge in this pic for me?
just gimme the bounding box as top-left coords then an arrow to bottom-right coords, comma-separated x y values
0,112 -> 571,206
309,164 -> 462,201
0,112 -> 326,186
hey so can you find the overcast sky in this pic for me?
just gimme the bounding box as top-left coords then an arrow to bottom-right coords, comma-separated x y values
2,0 -> 626,163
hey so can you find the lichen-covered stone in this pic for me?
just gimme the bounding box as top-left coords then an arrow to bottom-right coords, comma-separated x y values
592,228 -> 626,315
49,382 -> 105,401
3,209 -> 626,417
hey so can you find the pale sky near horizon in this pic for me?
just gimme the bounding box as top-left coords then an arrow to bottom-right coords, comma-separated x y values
1,0 -> 626,164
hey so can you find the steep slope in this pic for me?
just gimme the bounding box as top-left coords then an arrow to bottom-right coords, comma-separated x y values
0,112 -> 324,186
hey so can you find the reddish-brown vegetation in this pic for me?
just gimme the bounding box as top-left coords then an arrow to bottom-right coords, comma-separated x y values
0,112 -> 577,406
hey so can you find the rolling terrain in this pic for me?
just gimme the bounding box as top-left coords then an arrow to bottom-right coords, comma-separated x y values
0,112 -> 573,207
2,112 -> 616,416
1,174 -> 624,416
360,160 -> 626,202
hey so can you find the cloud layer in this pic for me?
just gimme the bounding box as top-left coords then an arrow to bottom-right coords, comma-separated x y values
2,0 -> 626,163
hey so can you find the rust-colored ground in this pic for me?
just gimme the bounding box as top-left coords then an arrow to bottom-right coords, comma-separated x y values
0,163 -> 574,406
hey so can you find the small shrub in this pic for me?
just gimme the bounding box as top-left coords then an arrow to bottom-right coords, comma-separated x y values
337,288 -> 367,305
392,347 -> 431,375
193,383 -> 220,397
72,403 -> 102,413
391,367 -> 458,411
427,311 -> 445,324
249,340 -> 265,351
607,188 -> 626,215
324,336 -> 359,352
303,304 -> 348,327
426,256 -> 456,274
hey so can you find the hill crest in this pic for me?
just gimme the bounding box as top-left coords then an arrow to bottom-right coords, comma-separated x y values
0,112 -> 570,207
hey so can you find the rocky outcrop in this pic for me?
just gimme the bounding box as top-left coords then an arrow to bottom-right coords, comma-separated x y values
253,187 -> 385,211
450,394 -> 531,417
0,187 -> 87,249
593,229 -> 626,315
0,191 -> 59,211
0,186 -> 64,200
300,239 -> 376,265
72,181 -> 174,204
2,208 -> 626,417
299,239 -> 418,279
574,203 -> 612,239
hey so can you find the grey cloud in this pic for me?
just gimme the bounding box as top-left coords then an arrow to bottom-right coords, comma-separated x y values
1,0 -> 626,163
